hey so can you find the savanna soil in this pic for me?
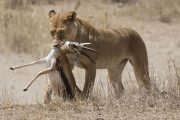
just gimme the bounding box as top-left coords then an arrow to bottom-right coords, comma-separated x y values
0,98 -> 180,120
1,1 -> 180,119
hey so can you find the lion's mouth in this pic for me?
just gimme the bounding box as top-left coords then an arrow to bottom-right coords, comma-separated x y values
54,38 -> 67,44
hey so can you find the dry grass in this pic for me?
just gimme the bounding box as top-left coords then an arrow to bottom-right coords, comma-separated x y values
0,5 -> 51,55
0,89 -> 180,119
0,0 -> 180,119
0,0 -> 180,54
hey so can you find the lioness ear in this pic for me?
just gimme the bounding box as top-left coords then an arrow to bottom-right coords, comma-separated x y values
67,11 -> 76,21
49,10 -> 56,18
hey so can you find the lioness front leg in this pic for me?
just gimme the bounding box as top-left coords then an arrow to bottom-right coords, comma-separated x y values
44,80 -> 52,104
83,65 -> 96,98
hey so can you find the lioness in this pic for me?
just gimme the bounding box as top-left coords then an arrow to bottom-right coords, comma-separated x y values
48,10 -> 151,98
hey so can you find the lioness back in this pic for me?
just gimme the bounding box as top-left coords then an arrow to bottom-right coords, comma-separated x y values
89,26 -> 146,69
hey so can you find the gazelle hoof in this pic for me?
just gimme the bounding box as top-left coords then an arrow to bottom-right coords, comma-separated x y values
10,67 -> 14,70
23,88 -> 27,91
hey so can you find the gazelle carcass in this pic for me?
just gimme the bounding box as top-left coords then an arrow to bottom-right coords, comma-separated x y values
10,41 -> 97,104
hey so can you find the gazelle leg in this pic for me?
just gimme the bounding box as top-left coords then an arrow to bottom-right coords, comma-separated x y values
10,58 -> 46,70
23,59 -> 56,91
23,68 -> 54,91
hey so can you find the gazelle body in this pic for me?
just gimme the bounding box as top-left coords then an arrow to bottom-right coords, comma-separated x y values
11,43 -> 77,103
10,41 -> 97,104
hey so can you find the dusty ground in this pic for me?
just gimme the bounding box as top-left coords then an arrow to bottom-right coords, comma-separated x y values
0,0 -> 180,119
0,97 -> 180,120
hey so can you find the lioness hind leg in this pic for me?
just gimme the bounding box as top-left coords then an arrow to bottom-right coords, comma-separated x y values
129,56 -> 151,91
108,59 -> 128,98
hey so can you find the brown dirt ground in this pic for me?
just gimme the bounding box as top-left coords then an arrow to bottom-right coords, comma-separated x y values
1,1 -> 180,119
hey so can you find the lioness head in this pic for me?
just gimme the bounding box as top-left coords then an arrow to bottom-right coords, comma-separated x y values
49,10 -> 78,42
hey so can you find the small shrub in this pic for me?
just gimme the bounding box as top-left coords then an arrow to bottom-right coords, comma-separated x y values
111,0 -> 138,4
159,12 -> 172,23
